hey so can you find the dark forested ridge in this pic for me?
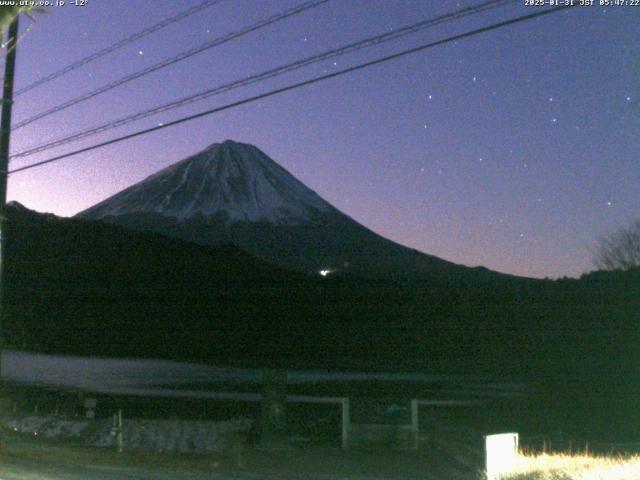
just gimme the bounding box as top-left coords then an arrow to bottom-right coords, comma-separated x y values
4,203 -> 637,374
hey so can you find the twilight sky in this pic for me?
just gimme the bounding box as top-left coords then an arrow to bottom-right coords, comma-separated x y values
5,0 -> 639,279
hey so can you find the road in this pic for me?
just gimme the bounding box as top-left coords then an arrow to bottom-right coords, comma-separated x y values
0,454 -> 468,480
0,455 -> 283,480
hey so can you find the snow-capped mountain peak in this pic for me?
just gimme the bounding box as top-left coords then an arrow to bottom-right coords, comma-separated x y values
78,140 -> 335,225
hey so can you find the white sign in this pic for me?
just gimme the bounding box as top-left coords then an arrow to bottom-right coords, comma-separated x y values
485,432 -> 518,480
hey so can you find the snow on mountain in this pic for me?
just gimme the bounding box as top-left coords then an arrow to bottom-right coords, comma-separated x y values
78,140 -> 336,225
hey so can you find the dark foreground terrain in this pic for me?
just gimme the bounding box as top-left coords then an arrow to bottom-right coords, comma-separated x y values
3,204 -> 640,440
0,428 -> 478,480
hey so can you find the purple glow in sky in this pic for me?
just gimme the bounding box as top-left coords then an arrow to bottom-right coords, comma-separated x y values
5,0 -> 639,279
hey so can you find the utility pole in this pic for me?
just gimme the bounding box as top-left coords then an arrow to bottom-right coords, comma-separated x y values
0,16 -> 19,378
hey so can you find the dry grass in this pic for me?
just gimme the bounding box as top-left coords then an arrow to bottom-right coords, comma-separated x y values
499,451 -> 640,480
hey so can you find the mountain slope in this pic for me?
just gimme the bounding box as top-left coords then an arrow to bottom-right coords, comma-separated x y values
77,140 -> 520,285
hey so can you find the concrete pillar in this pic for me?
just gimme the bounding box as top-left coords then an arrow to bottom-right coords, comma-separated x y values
341,397 -> 350,449
260,371 -> 288,448
410,399 -> 419,450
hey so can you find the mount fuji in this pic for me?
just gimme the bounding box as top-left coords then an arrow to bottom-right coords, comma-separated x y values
77,140 -> 513,284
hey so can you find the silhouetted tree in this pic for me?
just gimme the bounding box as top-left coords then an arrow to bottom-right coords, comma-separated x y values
594,219 -> 640,271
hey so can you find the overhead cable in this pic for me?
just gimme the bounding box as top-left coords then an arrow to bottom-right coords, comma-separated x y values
8,5 -> 574,176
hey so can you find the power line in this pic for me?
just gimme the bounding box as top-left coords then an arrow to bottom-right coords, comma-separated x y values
13,0 -> 511,159
14,0 -> 225,97
12,0 -> 331,130
8,5 -> 574,176
12,0 -> 514,160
